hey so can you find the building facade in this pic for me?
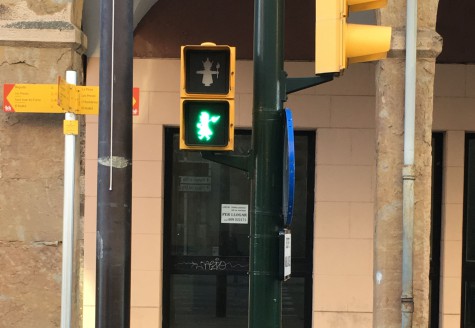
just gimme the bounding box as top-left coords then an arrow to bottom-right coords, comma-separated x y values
3,0 -> 475,327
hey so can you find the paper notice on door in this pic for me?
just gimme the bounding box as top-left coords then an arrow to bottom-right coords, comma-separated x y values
221,204 -> 248,224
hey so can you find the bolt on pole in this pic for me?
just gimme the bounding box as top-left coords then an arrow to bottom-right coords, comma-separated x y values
95,0 -> 134,327
249,0 -> 286,326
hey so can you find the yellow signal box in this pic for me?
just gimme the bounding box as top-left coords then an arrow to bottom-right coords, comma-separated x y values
315,0 -> 392,74
179,43 -> 236,151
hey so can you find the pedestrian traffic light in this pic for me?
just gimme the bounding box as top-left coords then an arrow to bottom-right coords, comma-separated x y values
181,99 -> 232,147
315,0 -> 392,74
180,42 -> 236,151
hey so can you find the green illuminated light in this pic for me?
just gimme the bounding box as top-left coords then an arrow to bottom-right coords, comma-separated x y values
183,100 -> 229,147
196,111 -> 220,141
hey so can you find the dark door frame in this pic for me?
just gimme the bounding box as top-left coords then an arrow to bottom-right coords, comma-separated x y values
461,133 -> 475,327
430,132 -> 443,328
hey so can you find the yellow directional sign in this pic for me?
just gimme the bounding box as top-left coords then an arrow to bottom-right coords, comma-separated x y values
58,77 -> 99,115
77,86 -> 100,115
4,81 -> 139,115
57,76 -> 74,111
3,83 -> 64,113
57,79 -> 138,115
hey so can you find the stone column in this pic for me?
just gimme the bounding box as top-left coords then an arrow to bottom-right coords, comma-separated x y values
0,1 -> 86,327
373,1 -> 442,327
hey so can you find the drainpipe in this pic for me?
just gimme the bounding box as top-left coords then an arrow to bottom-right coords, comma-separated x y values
401,0 -> 417,327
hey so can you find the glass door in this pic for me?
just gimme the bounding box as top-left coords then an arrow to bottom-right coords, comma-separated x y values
163,128 -> 315,328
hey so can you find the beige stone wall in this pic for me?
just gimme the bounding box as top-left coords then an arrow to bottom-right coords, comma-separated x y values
0,53 -> 83,327
0,1 -> 85,327
0,0 -> 70,21
0,0 -> 84,33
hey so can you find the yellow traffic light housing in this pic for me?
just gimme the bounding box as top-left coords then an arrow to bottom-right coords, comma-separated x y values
315,0 -> 392,74
180,43 -> 236,151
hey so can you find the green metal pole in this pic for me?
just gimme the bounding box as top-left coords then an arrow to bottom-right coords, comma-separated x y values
249,0 -> 285,326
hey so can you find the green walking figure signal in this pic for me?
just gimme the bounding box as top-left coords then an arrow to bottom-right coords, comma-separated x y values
181,100 -> 229,148
197,111 -> 220,141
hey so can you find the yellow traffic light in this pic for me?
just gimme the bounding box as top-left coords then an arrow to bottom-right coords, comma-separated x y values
180,43 -> 236,151
315,0 -> 392,74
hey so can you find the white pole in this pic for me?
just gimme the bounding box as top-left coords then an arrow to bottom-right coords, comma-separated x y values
61,70 -> 77,328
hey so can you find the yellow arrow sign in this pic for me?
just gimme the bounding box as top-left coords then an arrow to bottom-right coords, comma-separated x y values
132,87 -> 139,116
3,83 -> 64,113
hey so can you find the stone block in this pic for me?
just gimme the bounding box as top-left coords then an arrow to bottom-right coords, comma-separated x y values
0,241 -> 62,327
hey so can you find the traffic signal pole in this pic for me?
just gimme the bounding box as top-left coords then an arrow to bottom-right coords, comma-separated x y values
96,0 -> 133,327
199,0 -> 389,326
249,0 -> 285,326
181,2 -> 335,327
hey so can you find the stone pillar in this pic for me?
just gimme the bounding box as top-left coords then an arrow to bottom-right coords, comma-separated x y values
0,1 -> 86,327
373,1 -> 442,327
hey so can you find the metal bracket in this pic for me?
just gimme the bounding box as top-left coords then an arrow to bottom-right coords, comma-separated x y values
201,151 -> 252,173
285,73 -> 335,95
401,297 -> 414,313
